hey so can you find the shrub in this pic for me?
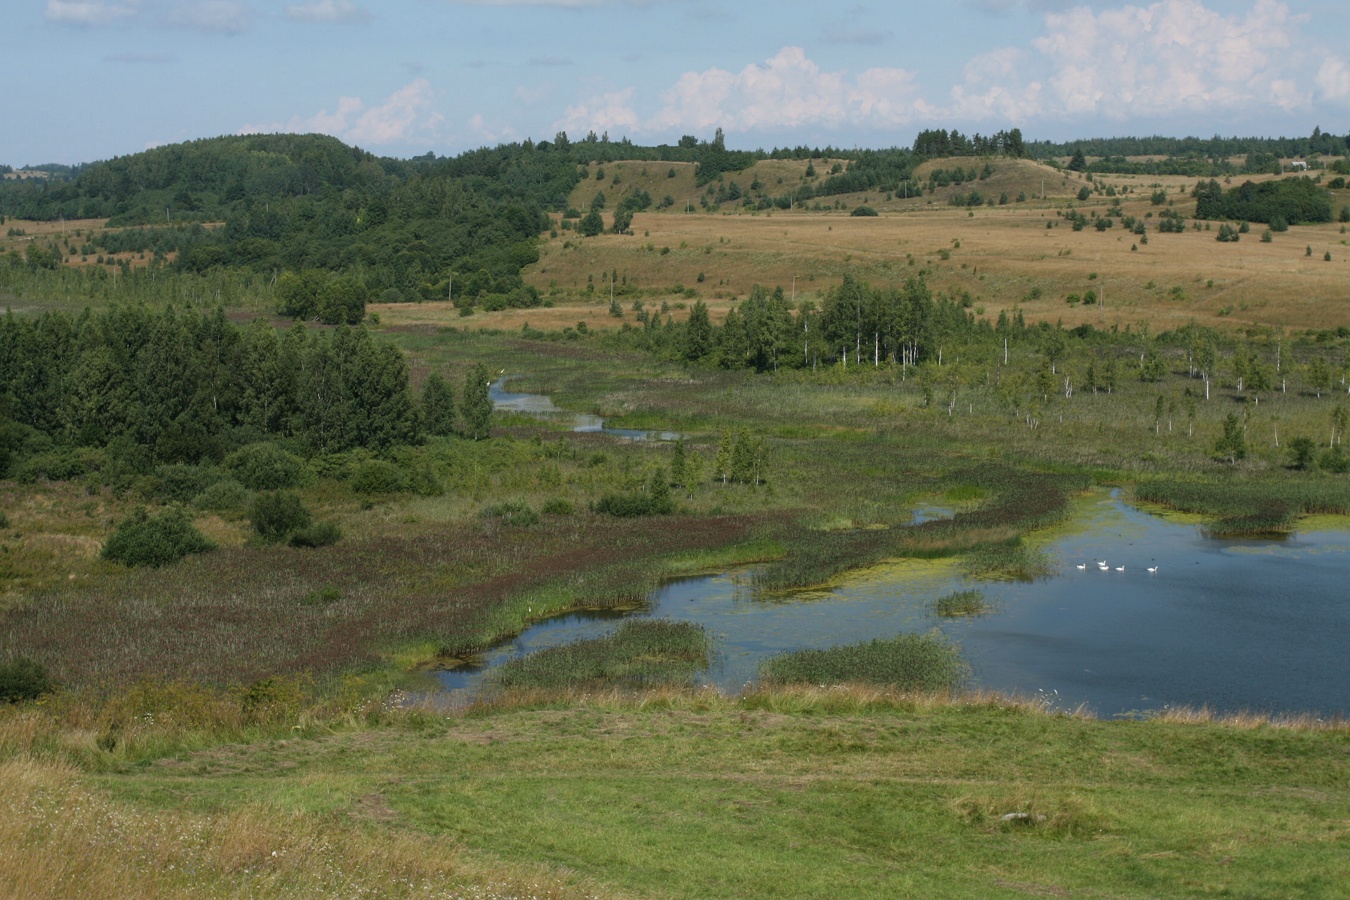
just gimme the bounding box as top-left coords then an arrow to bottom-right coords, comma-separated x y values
153,463 -> 225,503
850,206 -> 879,217
14,448 -> 91,482
288,521 -> 342,548
1320,447 -> 1350,473
541,497 -> 575,516
249,491 -> 311,543
222,442 -> 305,490
349,459 -> 409,494
102,507 -> 216,568
592,490 -> 673,517
481,501 -> 540,527
0,658 -> 54,703
192,478 -> 252,514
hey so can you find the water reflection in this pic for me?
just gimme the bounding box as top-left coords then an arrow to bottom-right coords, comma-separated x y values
490,379 -> 681,440
435,491 -> 1350,719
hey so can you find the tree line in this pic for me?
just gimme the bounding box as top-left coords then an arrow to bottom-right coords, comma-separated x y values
0,305 -> 432,475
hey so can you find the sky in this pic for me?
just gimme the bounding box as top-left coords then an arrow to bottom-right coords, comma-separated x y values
4,0 -> 1349,166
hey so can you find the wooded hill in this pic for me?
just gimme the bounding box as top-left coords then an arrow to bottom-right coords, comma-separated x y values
2,128 -> 1345,316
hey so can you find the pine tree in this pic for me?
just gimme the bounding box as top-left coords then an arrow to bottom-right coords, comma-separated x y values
422,372 -> 457,435
670,438 -> 688,489
460,363 -> 494,440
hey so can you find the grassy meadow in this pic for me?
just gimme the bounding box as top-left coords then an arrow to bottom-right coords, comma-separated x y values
373,156 -> 1350,335
5,153 -> 1350,897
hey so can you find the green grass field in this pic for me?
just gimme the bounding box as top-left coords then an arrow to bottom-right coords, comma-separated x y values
4,690 -> 1347,898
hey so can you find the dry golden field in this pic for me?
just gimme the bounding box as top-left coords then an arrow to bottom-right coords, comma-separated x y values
376,157 -> 1350,336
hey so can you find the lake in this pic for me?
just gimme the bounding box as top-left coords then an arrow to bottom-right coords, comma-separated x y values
438,385 -> 1350,719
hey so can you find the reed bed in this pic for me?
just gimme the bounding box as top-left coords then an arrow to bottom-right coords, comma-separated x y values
0,513 -> 768,691
490,620 -> 710,691
930,589 -> 990,617
1136,477 -> 1350,534
757,632 -> 967,692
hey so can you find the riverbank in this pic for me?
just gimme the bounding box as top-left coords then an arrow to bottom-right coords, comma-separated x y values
3,687 -> 1347,899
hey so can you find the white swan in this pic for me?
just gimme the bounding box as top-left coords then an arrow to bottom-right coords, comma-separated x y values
1115,565 -> 1125,572
1146,565 -> 1158,574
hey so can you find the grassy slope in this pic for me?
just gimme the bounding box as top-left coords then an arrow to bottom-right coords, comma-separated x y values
372,156 -> 1350,336
6,692 -> 1348,898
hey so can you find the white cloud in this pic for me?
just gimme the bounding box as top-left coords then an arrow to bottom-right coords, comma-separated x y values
44,0 -> 139,25
954,0 -> 1323,122
166,1 -> 256,34
467,113 -> 520,145
1317,58 -> 1350,102
284,0 -> 370,23
556,88 -> 641,136
645,47 -> 922,135
243,79 -> 443,147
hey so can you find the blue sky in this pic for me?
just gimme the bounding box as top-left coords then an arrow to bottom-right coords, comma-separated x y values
5,0 -> 1349,166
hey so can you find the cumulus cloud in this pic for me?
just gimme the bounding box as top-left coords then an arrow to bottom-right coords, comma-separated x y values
166,1 -> 256,34
954,0 -> 1322,122
1318,58 -> 1350,102
243,79 -> 444,146
44,0 -> 140,25
556,88 -> 641,136
284,0 -> 370,23
644,47 -> 922,135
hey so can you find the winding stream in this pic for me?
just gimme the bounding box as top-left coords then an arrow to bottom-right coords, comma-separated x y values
436,385 -> 1350,719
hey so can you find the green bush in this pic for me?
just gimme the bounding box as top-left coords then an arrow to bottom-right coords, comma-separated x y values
1320,447 -> 1350,474
288,521 -> 342,548
14,448 -> 93,483
349,459 -> 409,494
592,492 -> 673,517
222,442 -> 305,490
192,478 -> 252,514
541,497 -> 575,516
249,491 -> 311,543
850,206 -> 879,217
0,657 -> 55,703
102,507 -> 216,568
153,463 -> 225,503
481,501 -> 540,527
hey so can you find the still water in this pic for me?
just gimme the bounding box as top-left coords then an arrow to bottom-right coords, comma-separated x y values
437,490 -> 1349,719
448,384 -> 1350,718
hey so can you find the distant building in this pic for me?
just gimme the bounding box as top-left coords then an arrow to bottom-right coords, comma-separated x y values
1290,160 -> 1309,171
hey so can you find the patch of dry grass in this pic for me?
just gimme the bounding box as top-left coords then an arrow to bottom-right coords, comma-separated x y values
0,755 -> 608,899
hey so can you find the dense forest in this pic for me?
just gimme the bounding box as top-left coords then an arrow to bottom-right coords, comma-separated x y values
1192,176 -> 1335,225
0,304 -> 421,476
1030,127 -> 1350,163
